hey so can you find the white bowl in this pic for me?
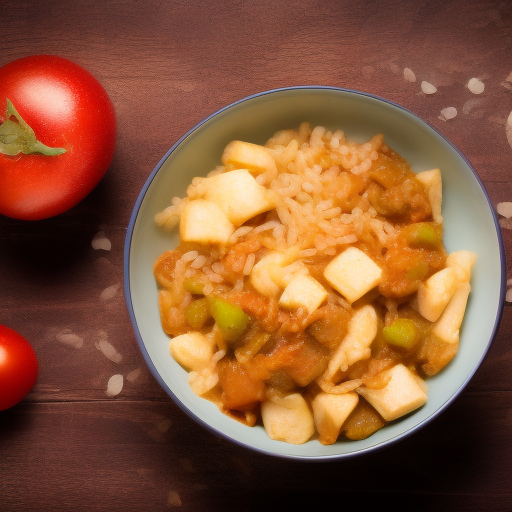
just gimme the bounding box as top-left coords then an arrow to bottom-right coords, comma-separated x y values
124,86 -> 505,460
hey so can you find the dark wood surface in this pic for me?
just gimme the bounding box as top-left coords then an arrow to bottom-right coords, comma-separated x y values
1,1 -> 512,510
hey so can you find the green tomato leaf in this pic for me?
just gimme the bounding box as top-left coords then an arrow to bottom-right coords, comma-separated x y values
0,98 -> 66,156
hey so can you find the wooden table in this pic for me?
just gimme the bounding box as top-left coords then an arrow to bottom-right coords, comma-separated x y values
1,1 -> 512,510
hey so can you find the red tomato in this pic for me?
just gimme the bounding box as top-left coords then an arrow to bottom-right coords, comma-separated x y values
0,55 -> 116,220
0,324 -> 38,411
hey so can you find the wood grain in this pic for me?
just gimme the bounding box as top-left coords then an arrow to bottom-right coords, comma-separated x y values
1,0 -> 512,510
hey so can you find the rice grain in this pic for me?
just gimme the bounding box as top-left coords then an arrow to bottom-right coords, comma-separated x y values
468,78 -> 485,94
421,81 -> 437,94
106,374 -> 123,397
181,250 -> 199,263
403,67 -> 416,82
497,202 -> 512,218
190,255 -> 207,269
243,253 -> 256,275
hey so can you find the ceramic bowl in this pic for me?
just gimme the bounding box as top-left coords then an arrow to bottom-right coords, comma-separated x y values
124,86 -> 505,460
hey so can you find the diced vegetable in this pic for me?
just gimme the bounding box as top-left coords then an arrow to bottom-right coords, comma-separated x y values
261,393 -> 315,444
323,305 -> 378,379
307,303 -> 351,351
249,332 -> 329,387
278,335 -> 329,387
402,222 -> 442,248
370,167 -> 404,189
416,168 -> 442,224
222,140 -> 277,181
250,247 -> 300,298
183,275 -> 206,295
417,267 -> 462,322
417,334 -> 459,376
153,250 -> 180,289
185,298 -> 211,330
406,261 -> 429,281
312,392 -> 359,445
235,330 -> 271,364
208,296 -> 250,342
446,250 -> 477,282
356,364 -> 428,422
199,168 -> 275,226
180,199 -> 235,244
324,247 -> 382,303
169,332 -> 213,372
226,291 -> 279,331
279,273 -> 327,314
431,282 -> 471,344
382,318 -> 419,350
343,399 -> 387,440
217,358 -> 265,410
158,290 -> 187,336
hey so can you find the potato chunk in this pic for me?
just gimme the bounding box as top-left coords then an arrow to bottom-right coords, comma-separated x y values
417,249 -> 476,322
357,364 -> 428,422
200,169 -> 275,226
250,247 -> 300,297
279,274 -> 328,314
261,393 -> 314,444
416,168 -> 442,224
312,392 -> 359,445
180,199 -> 235,244
169,332 -> 213,372
321,304 -> 378,384
416,267 -> 461,322
446,250 -> 477,282
324,247 -> 382,303
432,282 -> 471,344
417,335 -> 459,376
343,399 -> 387,440
222,140 -> 277,181
217,358 -> 265,411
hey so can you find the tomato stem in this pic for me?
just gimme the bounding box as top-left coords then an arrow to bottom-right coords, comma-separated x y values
0,99 -> 66,156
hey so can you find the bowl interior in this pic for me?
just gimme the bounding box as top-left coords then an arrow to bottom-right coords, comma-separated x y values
125,87 -> 505,459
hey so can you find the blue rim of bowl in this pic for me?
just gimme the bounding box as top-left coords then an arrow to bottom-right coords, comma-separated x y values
124,85 -> 507,460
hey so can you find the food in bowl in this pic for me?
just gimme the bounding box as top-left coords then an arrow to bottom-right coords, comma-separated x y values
152,122 -> 476,445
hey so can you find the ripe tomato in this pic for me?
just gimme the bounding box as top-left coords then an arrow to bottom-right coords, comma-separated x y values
0,55 -> 116,220
0,324 -> 39,411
